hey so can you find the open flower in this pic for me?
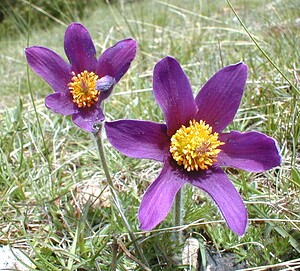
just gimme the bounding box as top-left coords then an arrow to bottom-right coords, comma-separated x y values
105,56 -> 281,235
25,22 -> 137,132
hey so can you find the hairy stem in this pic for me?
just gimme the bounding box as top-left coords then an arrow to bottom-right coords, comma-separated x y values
93,123 -> 149,270
173,188 -> 184,244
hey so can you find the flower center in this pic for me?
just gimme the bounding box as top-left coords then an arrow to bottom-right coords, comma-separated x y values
68,70 -> 99,108
170,120 -> 224,171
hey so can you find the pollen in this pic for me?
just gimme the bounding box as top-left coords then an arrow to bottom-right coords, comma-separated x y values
68,70 -> 99,108
170,120 -> 224,171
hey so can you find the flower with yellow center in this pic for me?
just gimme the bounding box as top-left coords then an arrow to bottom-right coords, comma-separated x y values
25,22 -> 137,132
105,56 -> 281,236
68,70 -> 99,108
170,120 -> 224,171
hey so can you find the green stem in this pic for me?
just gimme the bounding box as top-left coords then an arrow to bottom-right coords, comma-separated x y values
93,123 -> 149,269
173,188 -> 184,244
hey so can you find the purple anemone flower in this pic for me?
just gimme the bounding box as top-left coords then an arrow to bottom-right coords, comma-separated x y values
104,56 -> 281,235
25,22 -> 137,132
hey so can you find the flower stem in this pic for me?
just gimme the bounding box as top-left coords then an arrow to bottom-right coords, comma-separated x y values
93,123 -> 149,269
173,188 -> 184,244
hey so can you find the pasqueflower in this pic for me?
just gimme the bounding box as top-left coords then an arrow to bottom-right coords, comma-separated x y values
25,22 -> 137,132
105,56 -> 281,235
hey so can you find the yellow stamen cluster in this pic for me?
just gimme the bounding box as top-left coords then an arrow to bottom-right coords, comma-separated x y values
68,70 -> 99,108
170,120 -> 224,171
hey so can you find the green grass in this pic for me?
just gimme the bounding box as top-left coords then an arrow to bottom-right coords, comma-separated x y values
0,0 -> 299,270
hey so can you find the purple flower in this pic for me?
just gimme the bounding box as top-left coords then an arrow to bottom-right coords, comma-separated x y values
25,22 -> 137,132
105,56 -> 281,235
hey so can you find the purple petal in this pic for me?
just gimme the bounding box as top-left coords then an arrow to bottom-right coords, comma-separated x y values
64,23 -> 97,74
96,38 -> 137,82
72,106 -> 105,132
138,161 -> 186,230
25,46 -> 71,93
190,167 -> 248,235
96,75 -> 116,92
95,75 -> 116,103
105,120 -> 170,162
195,62 -> 248,132
217,131 -> 281,172
45,93 -> 78,115
153,56 -> 197,136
